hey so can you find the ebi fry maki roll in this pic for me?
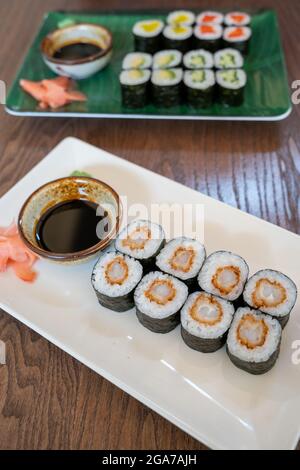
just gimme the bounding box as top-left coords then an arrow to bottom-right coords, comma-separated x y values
134,271 -> 188,333
226,307 -> 282,375
163,24 -> 193,53
223,26 -> 252,55
153,50 -> 182,69
193,24 -> 223,53
216,69 -> 247,107
181,292 -> 234,353
184,69 -> 215,108
214,48 -> 244,69
167,10 -> 195,27
120,69 -> 150,108
243,269 -> 297,328
183,49 -> 214,69
91,251 -> 143,312
133,19 -> 164,54
151,68 -> 183,107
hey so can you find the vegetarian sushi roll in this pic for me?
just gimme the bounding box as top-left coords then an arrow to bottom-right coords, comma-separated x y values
133,19 -> 164,54
184,69 -> 215,108
120,69 -> 151,108
134,271 -> 188,333
115,219 -> 165,272
214,48 -> 244,69
122,52 -> 152,70
216,69 -> 247,106
153,49 -> 182,69
223,26 -> 252,55
226,307 -> 282,374
181,291 -> 234,352
193,24 -> 223,53
156,237 -> 206,289
196,11 -> 224,25
183,49 -> 214,69
243,269 -> 297,328
151,68 -> 183,107
224,12 -> 251,26
167,10 -> 195,26
163,24 -> 193,53
91,251 -> 143,312
198,250 -> 249,301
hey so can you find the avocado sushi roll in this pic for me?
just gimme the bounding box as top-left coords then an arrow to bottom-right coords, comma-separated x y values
151,68 -> 183,107
134,271 -> 188,333
163,24 -> 193,53
226,307 -> 282,375
181,291 -> 235,352
122,52 -> 152,70
183,49 -> 214,69
196,11 -> 224,25
153,49 -> 182,69
198,250 -> 249,301
120,69 -> 150,108
243,269 -> 297,328
91,251 -> 143,312
184,69 -> 215,108
214,48 -> 244,69
223,26 -> 252,55
224,12 -> 251,26
133,19 -> 164,54
167,10 -> 195,26
216,69 -> 247,106
193,23 -> 223,53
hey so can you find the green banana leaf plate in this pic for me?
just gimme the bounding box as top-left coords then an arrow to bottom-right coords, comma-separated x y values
5,9 -> 291,121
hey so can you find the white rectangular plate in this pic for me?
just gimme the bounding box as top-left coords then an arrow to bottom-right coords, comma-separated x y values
0,137 -> 299,450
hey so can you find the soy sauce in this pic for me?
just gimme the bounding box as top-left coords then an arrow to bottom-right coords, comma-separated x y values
36,199 -> 109,253
53,42 -> 102,60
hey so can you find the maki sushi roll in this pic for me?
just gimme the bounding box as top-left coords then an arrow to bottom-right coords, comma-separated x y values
214,48 -> 244,69
153,49 -> 182,69
196,11 -> 224,25
134,271 -> 188,333
181,291 -> 235,352
198,250 -> 249,301
151,68 -> 183,107
224,12 -> 251,26
193,24 -> 223,53
122,52 -> 152,70
133,19 -> 164,54
156,237 -> 206,290
162,24 -> 193,53
91,251 -> 143,312
223,26 -> 252,55
243,269 -> 297,328
226,307 -> 282,375
183,49 -> 214,69
184,69 -> 215,108
115,219 -> 165,272
120,69 -> 150,108
216,69 -> 247,106
167,10 -> 195,26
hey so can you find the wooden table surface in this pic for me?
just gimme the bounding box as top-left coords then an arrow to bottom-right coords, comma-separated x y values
0,0 -> 300,450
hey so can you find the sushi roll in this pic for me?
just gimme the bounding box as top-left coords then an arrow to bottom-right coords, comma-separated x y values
184,69 -> 215,108
183,49 -> 214,69
181,291 -> 235,352
133,19 -> 164,54
198,250 -> 249,301
226,307 -> 282,375
122,52 -> 152,70
163,24 -> 193,53
193,24 -> 223,53
151,68 -> 183,107
224,12 -> 251,26
156,237 -> 206,290
223,26 -> 252,55
243,269 -> 297,328
134,271 -> 188,333
214,48 -> 244,69
153,50 -> 182,69
196,11 -> 224,25
115,219 -> 165,272
167,10 -> 195,26
216,69 -> 247,106
120,69 -> 150,108
91,251 -> 143,312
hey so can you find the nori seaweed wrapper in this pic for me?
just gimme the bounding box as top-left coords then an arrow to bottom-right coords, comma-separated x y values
193,37 -> 221,53
181,326 -> 226,353
226,340 -> 281,375
223,38 -> 250,55
185,84 -> 215,108
152,83 -> 182,107
134,34 -> 162,54
163,37 -> 191,53
121,83 -> 148,108
93,288 -> 135,312
138,238 -> 166,273
136,308 -> 180,333
217,85 -> 244,107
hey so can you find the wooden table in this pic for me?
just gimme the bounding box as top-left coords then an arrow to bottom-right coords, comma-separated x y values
0,0 -> 299,450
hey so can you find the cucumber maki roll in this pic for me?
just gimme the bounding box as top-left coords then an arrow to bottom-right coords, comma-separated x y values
134,271 -> 188,333
223,26 -> 252,55
151,68 -> 183,107
133,19 -> 164,54
181,291 -> 235,352
120,69 -> 150,108
167,10 -> 195,26
193,24 -> 223,53
216,69 -> 247,106
198,250 -> 249,301
214,48 -> 244,69
184,69 -> 215,108
153,49 -> 182,69
196,11 -> 224,25
163,24 -> 193,53
91,251 -> 143,312
122,52 -> 152,70
243,269 -> 297,328
224,12 -> 251,27
226,307 -> 282,375
183,49 -> 214,69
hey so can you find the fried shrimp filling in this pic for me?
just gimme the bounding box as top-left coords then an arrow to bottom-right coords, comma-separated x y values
145,279 -> 176,305
105,257 -> 129,285
189,293 -> 223,326
212,265 -> 241,295
169,246 -> 195,273
237,314 -> 268,349
252,278 -> 287,308
122,226 -> 151,250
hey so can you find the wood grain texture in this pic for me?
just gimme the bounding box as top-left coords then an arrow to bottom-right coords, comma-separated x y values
0,0 -> 300,450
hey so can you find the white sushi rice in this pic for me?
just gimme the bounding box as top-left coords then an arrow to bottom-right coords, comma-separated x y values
198,250 -> 249,301
115,219 -> 165,260
243,269 -> 297,317
214,48 -> 244,69
223,26 -> 252,42
184,69 -> 215,90
216,69 -> 247,90
151,68 -> 183,86
133,19 -> 164,38
92,251 -> 143,297
196,11 -> 224,25
156,237 -> 206,280
119,69 -> 151,86
183,49 -> 214,69
227,307 -> 281,363
224,12 -> 251,26
153,50 -> 182,69
122,52 -> 152,70
194,23 -> 223,40
167,10 -> 195,26
163,24 -> 193,41
181,291 -> 234,339
134,271 -> 188,319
